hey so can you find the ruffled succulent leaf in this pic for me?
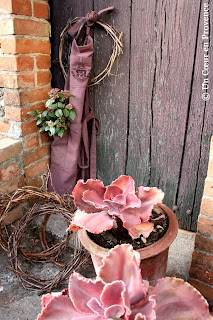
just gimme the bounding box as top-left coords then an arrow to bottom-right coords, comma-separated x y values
111,175 -> 136,195
129,222 -> 154,239
150,277 -> 213,320
98,244 -> 148,306
100,281 -> 131,318
69,209 -> 114,234
124,187 -> 164,221
73,179 -> 106,213
69,273 -> 105,314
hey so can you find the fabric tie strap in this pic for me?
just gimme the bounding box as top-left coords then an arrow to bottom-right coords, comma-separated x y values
68,7 -> 114,36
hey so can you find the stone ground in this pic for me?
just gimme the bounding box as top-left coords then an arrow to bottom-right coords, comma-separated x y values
0,227 -> 196,320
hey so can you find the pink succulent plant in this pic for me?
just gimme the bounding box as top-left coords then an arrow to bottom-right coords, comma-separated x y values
68,175 -> 165,238
37,244 -> 212,320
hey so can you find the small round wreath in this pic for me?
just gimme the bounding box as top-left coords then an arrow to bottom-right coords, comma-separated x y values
0,186 -> 89,293
59,17 -> 123,86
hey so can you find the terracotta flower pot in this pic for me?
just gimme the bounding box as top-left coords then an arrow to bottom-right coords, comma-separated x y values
78,203 -> 178,286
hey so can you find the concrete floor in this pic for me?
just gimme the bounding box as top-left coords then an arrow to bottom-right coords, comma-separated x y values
0,229 -> 196,320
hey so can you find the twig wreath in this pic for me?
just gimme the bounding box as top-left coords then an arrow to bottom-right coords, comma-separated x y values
59,17 -> 123,86
0,186 -> 89,293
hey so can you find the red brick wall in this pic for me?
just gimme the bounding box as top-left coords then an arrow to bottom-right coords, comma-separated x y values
0,0 -> 51,191
189,136 -> 213,300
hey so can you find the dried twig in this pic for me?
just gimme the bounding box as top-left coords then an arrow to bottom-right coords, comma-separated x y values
0,186 -> 89,293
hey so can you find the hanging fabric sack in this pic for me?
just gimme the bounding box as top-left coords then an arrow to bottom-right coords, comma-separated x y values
48,7 -> 114,194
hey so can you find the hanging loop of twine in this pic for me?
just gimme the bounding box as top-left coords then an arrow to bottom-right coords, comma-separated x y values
59,16 -> 123,87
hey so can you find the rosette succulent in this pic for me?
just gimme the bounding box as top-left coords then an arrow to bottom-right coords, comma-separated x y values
37,244 -> 212,320
68,175 -> 165,239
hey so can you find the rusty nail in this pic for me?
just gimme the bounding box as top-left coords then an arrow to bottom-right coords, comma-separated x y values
173,205 -> 179,212
186,210 -> 192,215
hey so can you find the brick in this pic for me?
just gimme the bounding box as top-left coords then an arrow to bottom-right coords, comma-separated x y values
195,234 -> 213,254
203,178 -> 213,198
0,18 -> 14,35
18,175 -> 25,187
14,18 -> 50,37
26,175 -> 43,188
24,134 -> 39,151
12,0 -> 32,16
0,119 -> 11,133
40,131 -> 52,144
3,91 -> 20,105
0,178 -> 18,193
0,163 -> 19,182
33,1 -> 49,19
198,215 -> 213,236
36,55 -> 51,70
0,73 -> 35,89
21,103 -> 45,121
0,56 -> 34,72
188,278 -> 213,300
0,138 -> 22,163
192,250 -> 213,270
1,204 -> 23,226
37,71 -> 51,85
0,74 -> 18,88
20,86 -> 51,104
4,86 -> 51,106
21,120 -> 38,136
189,264 -> 213,285
1,38 -> 50,54
207,157 -> 213,178
25,157 -> 50,180
200,198 -> 213,218
24,145 -> 50,166
0,0 -> 12,14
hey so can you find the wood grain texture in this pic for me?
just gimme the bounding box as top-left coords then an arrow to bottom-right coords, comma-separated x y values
176,0 -> 212,230
149,0 -> 203,215
125,0 -> 156,187
94,0 -> 131,185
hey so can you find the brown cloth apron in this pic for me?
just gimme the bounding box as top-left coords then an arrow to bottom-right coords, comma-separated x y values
48,7 -> 113,194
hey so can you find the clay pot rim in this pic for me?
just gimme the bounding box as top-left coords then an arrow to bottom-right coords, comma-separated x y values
78,203 -> 178,260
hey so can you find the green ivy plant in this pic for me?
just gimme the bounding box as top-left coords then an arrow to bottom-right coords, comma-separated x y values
27,88 -> 76,138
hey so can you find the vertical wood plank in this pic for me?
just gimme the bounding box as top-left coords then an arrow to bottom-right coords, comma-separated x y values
176,0 -> 212,230
192,0 -> 213,229
93,0 -> 131,185
50,0 -> 94,89
126,0 -> 156,186
149,0 -> 202,213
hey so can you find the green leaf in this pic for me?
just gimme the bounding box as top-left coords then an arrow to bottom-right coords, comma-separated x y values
37,119 -> 43,126
50,127 -> 56,136
54,119 -> 59,125
63,108 -> 70,117
27,110 -> 38,115
48,103 -> 57,110
57,102 -> 65,109
58,129 -> 64,138
55,109 -> 63,118
69,109 -> 76,120
42,110 -> 48,117
46,97 -> 55,107
45,126 -> 50,131
39,127 -> 46,132
48,112 -> 56,117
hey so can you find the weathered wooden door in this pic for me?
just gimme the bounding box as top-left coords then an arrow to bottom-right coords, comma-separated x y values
50,0 -> 212,231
